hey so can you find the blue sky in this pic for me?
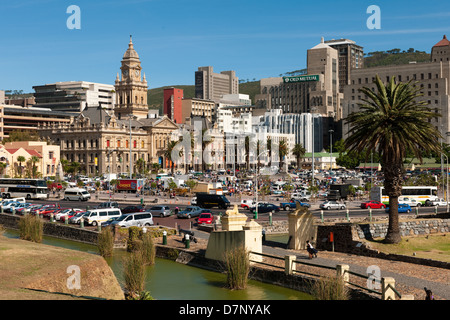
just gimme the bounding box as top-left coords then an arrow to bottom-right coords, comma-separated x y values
1,0 -> 450,93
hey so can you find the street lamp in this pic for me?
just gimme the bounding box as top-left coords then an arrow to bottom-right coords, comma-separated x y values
329,129 -> 334,176
254,149 -> 269,220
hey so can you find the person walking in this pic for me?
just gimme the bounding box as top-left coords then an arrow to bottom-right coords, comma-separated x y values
306,240 -> 318,259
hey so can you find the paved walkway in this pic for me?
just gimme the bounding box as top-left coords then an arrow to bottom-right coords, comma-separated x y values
193,229 -> 449,300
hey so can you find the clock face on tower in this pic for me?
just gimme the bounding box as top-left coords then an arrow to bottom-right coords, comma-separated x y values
123,70 -> 129,77
135,70 -> 139,77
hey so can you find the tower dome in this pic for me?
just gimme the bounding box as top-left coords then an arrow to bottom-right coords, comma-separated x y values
123,35 -> 140,59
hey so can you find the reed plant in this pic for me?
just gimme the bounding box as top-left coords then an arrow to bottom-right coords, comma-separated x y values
224,246 -> 250,290
310,275 -> 349,300
18,214 -> 43,243
123,250 -> 146,299
141,232 -> 156,266
97,227 -> 114,258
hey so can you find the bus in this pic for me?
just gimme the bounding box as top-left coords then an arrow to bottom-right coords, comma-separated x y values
370,186 -> 438,206
0,178 -> 49,200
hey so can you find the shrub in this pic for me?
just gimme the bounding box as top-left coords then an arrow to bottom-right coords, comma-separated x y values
97,227 -> 114,257
224,246 -> 250,290
18,214 -> 43,243
127,226 -> 143,252
310,275 -> 349,300
123,251 -> 146,299
141,232 -> 156,266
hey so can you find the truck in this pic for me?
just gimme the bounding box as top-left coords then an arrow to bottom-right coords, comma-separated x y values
327,184 -> 352,201
116,179 -> 144,193
280,200 -> 310,211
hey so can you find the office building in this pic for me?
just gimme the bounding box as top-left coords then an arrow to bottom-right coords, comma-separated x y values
195,66 -> 239,102
163,88 -> 184,123
33,81 -> 115,113
342,35 -> 450,143
181,98 -> 215,124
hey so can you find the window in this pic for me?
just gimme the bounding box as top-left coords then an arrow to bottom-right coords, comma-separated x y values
106,140 -> 110,148
134,140 -> 137,148
126,140 -> 129,148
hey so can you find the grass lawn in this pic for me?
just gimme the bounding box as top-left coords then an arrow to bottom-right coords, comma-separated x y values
364,234 -> 450,262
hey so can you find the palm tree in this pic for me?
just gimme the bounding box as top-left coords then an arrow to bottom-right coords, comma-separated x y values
292,143 -> 306,169
30,156 -> 40,178
278,139 -> 288,172
0,162 -> 7,177
344,75 -> 442,244
164,140 -> 179,175
17,156 -> 26,177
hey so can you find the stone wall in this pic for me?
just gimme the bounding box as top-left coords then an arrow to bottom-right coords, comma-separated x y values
0,213 -> 98,245
315,218 -> 450,269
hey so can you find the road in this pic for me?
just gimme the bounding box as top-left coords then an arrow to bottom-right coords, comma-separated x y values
28,194 -> 449,231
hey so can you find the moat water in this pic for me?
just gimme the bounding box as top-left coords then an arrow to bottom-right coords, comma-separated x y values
4,230 -> 312,300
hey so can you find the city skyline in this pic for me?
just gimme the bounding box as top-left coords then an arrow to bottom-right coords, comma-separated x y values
1,0 -> 450,93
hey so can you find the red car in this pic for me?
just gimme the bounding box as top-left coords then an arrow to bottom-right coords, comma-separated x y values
196,212 -> 214,225
360,200 -> 386,209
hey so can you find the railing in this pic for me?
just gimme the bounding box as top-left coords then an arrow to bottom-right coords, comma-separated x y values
249,251 -> 413,300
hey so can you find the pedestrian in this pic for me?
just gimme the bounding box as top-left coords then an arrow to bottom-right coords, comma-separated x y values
424,287 -> 434,300
306,240 -> 318,259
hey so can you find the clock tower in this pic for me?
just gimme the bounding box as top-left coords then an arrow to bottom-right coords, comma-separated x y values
114,36 -> 148,119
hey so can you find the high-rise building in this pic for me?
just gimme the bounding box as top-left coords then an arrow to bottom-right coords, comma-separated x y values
114,36 -> 149,119
342,35 -> 450,143
163,88 -> 183,123
325,39 -> 364,92
33,81 -> 115,113
195,66 -> 239,102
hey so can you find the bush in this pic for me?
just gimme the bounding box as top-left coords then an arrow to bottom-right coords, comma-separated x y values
97,227 -> 114,257
127,227 -> 143,252
310,275 -> 349,300
224,246 -> 250,290
18,215 -> 43,243
141,232 -> 156,266
123,251 -> 146,299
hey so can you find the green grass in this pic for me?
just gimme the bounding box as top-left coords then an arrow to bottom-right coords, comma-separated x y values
365,234 -> 450,262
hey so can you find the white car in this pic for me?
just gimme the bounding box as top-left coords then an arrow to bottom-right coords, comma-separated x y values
240,199 -> 254,210
55,208 -> 83,221
431,198 -> 448,206
398,197 -> 422,207
319,201 -> 346,210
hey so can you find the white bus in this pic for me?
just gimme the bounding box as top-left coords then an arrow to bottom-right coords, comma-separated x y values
0,178 -> 49,200
371,186 -> 438,206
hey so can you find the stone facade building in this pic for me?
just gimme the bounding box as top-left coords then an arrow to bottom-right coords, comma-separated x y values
342,35 -> 450,143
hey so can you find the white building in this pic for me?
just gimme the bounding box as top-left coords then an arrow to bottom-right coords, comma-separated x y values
253,109 -> 324,153
33,81 -> 116,113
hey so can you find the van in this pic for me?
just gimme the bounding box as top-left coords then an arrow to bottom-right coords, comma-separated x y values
63,188 -> 91,201
111,212 -> 154,228
84,208 -> 122,226
96,201 -> 119,209
196,193 -> 230,209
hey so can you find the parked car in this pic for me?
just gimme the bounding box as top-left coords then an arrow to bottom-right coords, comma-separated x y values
196,212 -> 214,225
3,202 -> 26,213
385,203 -> 412,213
240,199 -> 254,210
196,193 -> 230,209
15,203 -> 34,215
121,205 -> 145,214
111,212 -> 154,228
148,206 -> 172,217
360,200 -> 386,209
101,216 -> 120,227
96,201 -> 119,209
177,206 -> 205,219
55,208 -> 82,221
249,203 -> 280,214
319,201 -> 346,210
68,211 -> 88,224
431,198 -> 449,206
84,208 -> 122,226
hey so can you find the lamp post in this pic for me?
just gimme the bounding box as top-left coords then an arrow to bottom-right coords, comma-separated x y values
329,129 -> 334,176
254,149 -> 269,220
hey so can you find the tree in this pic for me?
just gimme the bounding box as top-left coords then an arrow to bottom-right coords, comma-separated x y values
17,156 -> 26,177
164,140 -> 179,175
278,139 -> 288,171
0,162 -> 6,177
344,75 -> 442,244
30,156 -> 40,178
292,143 -> 306,169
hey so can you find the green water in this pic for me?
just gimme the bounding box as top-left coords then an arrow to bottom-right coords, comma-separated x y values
3,230 -> 311,300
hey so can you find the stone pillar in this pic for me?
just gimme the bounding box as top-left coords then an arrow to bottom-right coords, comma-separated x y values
243,219 -> 263,263
336,264 -> 349,284
382,277 -> 396,300
288,205 -> 316,250
221,204 -> 247,231
285,255 -> 296,275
